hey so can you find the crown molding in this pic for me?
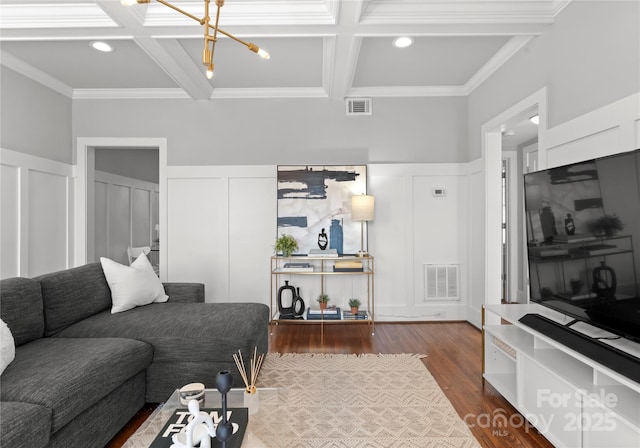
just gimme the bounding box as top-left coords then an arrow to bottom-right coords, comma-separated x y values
359,0 -> 572,24
210,87 -> 328,99
0,3 -> 118,29
347,85 -> 467,98
72,88 -> 191,100
143,0 -> 337,27
71,86 -> 328,100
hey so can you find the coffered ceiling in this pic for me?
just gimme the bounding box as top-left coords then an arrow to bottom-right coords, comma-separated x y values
0,0 -> 571,102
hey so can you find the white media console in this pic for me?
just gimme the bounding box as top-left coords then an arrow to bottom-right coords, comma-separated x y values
483,303 -> 640,448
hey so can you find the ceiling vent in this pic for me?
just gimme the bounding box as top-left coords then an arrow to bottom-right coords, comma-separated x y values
346,98 -> 372,116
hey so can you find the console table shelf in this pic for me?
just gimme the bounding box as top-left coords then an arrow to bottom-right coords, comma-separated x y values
270,255 -> 375,336
483,304 -> 640,448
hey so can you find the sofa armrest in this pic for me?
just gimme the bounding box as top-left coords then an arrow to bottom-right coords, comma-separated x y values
162,283 -> 205,303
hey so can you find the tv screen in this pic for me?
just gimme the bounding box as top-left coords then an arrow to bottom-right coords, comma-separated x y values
524,149 -> 640,342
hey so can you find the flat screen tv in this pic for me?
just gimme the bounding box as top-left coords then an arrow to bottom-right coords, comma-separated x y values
524,148 -> 640,342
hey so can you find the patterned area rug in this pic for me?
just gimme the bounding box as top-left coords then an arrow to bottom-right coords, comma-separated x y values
126,353 -> 481,448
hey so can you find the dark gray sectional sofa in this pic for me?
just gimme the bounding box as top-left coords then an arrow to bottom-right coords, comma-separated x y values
0,263 -> 269,448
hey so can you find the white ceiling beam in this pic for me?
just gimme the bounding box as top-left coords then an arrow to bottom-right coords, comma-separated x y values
0,50 -> 73,98
134,36 -> 213,100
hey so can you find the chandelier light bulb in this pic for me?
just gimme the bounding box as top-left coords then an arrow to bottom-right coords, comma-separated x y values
206,64 -> 214,79
257,48 -> 270,60
121,0 -> 138,5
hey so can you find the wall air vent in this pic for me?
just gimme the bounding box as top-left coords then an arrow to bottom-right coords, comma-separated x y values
424,264 -> 459,301
346,98 -> 372,116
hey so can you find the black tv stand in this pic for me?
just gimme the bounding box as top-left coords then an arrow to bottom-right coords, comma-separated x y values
519,313 -> 640,383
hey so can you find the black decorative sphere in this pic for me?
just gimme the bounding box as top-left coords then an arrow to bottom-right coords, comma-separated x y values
216,421 -> 233,442
215,370 -> 233,394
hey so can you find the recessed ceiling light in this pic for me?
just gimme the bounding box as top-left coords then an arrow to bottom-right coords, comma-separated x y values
91,41 -> 114,53
393,37 -> 413,48
529,115 -> 540,125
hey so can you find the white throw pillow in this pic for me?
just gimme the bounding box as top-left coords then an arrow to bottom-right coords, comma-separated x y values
100,253 -> 168,314
0,318 -> 16,375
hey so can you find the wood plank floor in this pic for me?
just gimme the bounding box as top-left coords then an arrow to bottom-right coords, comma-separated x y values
107,322 -> 554,448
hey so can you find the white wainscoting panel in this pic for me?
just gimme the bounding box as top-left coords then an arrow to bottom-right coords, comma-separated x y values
95,181 -> 108,262
468,165 -> 486,328
108,184 -> 131,265
132,188 -> 151,247
93,171 -> 159,265
369,163 -> 469,321
1,148 -> 73,278
167,177 -> 225,303
545,93 -> 640,168
228,176 -> 276,303
29,170 -> 69,276
1,164 -> 20,278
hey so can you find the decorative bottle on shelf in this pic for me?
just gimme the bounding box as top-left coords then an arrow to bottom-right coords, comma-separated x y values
564,213 -> 575,235
329,219 -> 343,255
318,228 -> 328,250
277,280 -> 296,319
592,261 -> 617,299
293,287 -> 305,318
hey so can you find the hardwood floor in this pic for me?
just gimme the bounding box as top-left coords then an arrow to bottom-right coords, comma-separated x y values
107,322 -> 554,448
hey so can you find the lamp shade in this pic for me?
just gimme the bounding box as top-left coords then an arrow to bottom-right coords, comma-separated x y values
351,195 -> 375,221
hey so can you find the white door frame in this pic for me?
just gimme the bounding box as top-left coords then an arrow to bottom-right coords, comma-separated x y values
75,137 -> 168,279
482,88 -> 548,308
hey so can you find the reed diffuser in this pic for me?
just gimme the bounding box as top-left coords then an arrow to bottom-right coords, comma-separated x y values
233,347 -> 264,395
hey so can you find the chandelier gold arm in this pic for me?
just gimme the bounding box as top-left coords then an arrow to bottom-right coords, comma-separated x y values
122,0 -> 269,76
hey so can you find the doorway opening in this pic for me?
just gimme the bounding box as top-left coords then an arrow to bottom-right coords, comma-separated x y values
75,138 -> 168,279
500,107 -> 539,303
93,147 -> 160,267
482,88 -> 546,310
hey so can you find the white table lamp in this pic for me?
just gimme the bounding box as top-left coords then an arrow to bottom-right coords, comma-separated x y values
351,194 -> 375,257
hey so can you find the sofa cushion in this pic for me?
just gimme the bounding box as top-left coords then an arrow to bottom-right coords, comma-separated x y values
100,254 -> 168,313
0,401 -> 51,448
0,337 -> 152,433
0,277 -> 44,346
53,302 -> 269,363
37,263 -> 112,336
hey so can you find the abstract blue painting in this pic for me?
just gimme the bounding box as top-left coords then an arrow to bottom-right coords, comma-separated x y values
277,165 -> 367,255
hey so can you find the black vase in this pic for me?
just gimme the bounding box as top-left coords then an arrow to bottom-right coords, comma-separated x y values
592,261 -> 617,299
293,287 -> 305,318
277,281 -> 296,319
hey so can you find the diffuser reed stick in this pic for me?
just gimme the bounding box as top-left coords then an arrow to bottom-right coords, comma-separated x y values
233,348 -> 264,394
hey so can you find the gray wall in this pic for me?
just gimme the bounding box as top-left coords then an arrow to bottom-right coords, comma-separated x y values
72,96 -> 467,165
95,147 -> 159,183
0,67 -> 72,163
467,0 -> 640,160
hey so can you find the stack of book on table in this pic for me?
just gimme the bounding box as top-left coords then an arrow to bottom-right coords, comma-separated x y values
306,306 -> 342,320
333,260 -> 364,272
308,248 -> 338,257
528,246 -> 569,258
343,310 -> 368,320
552,234 -> 597,244
281,262 -> 313,272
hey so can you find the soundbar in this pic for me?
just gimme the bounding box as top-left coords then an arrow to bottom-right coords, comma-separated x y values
518,313 -> 640,383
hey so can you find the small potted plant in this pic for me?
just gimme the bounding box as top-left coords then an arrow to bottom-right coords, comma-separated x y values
274,234 -> 298,257
316,294 -> 330,310
348,298 -> 361,315
569,278 -> 584,295
594,214 -> 624,237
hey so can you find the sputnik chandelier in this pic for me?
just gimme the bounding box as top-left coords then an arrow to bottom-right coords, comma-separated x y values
121,0 -> 270,79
